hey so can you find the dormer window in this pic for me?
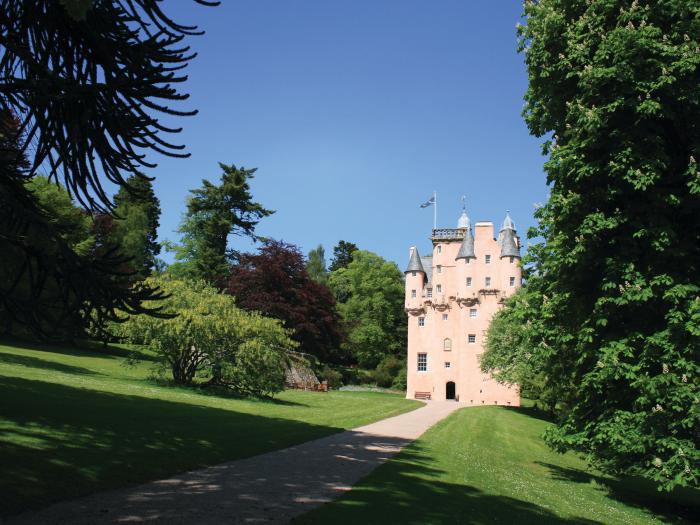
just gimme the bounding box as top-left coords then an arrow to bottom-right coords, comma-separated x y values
485,255 -> 491,264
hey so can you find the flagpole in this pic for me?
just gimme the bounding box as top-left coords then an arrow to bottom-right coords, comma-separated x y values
433,191 -> 437,230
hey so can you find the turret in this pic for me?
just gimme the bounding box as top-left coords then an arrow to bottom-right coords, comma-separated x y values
456,206 -> 476,262
405,246 -> 426,311
499,211 -> 520,259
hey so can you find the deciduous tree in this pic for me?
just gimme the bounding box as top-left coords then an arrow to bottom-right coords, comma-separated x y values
329,250 -> 406,368
520,0 -> 699,489
225,240 -> 345,363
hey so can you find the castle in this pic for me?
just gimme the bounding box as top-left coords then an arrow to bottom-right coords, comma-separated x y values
404,207 -> 521,405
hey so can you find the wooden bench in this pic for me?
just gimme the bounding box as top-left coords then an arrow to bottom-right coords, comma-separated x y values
414,391 -> 431,400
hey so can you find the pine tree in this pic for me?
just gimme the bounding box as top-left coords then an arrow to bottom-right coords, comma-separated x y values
306,245 -> 329,285
329,241 -> 358,272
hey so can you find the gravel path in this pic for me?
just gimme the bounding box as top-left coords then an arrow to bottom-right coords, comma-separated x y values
5,401 -> 461,525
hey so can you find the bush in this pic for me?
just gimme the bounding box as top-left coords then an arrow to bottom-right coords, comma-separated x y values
120,276 -> 296,396
372,355 -> 405,388
392,367 -> 407,391
319,365 -> 343,389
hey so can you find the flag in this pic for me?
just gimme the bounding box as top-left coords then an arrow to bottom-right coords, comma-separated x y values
420,195 -> 435,208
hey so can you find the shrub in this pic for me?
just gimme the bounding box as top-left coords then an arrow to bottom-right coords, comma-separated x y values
319,365 -> 343,389
372,355 -> 405,388
120,276 -> 296,395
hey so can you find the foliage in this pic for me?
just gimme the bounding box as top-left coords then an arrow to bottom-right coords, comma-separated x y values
319,365 -> 344,389
480,286 -> 561,414
329,240 -> 359,272
372,355 -> 406,389
0,1 -> 212,338
0,340 -> 420,516
225,240 -> 345,363
171,163 -> 273,284
519,0 -> 700,489
120,276 -> 294,394
0,0 -> 213,210
112,175 -> 162,279
392,367 -> 407,391
329,250 -> 406,368
307,244 -> 329,285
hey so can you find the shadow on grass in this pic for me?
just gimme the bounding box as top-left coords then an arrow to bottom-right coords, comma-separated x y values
0,336 -> 155,362
507,403 -> 556,423
0,352 -> 99,376
537,462 -> 700,524
0,376 -> 341,517
296,445 -> 601,525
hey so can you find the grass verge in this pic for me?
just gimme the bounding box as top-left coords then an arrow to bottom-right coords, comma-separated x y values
297,405 -> 698,525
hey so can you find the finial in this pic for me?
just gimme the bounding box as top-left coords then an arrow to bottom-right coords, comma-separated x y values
461,195 -> 466,210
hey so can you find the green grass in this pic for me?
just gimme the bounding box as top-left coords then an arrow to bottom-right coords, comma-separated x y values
297,405 -> 699,525
0,339 -> 420,517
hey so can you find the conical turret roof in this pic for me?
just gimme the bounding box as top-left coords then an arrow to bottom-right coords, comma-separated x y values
455,227 -> 476,261
499,211 -> 520,258
405,247 -> 426,274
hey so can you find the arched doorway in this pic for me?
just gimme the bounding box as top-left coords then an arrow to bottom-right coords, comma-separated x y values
446,381 -> 456,400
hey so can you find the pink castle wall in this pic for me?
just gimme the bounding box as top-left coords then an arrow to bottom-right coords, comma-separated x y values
405,221 -> 521,405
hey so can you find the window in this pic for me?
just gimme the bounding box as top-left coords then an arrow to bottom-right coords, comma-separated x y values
470,308 -> 477,318
417,353 -> 427,371
437,265 -> 442,274
468,334 -> 476,344
418,317 -> 425,327
436,284 -> 442,293
510,257 -> 514,264
485,254 -> 491,264
412,271 -> 416,276
437,245 -> 442,254
466,277 -> 472,287
444,338 -> 452,351
510,277 -> 516,287
485,277 -> 491,288
411,289 -> 417,298
427,288 -> 433,298
442,313 -> 448,321
445,362 -> 451,369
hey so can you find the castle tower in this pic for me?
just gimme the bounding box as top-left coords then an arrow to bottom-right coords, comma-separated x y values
404,207 -> 521,405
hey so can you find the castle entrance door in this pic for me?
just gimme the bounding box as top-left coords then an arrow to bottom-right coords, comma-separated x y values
446,381 -> 456,400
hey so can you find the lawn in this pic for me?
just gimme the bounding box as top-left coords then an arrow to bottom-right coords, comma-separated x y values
297,405 -> 699,525
0,339 -> 420,517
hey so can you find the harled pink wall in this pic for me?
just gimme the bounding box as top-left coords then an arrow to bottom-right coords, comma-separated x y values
405,222 -> 521,405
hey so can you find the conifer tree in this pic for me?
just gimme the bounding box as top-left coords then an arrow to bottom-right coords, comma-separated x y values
306,245 -> 329,285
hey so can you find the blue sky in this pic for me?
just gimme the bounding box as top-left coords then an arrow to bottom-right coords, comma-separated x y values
151,0 -> 549,268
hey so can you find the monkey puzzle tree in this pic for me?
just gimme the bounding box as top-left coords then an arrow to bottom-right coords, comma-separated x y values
520,0 -> 699,489
0,1 -> 214,338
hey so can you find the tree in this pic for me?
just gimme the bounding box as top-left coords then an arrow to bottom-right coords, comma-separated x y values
0,1 -> 213,338
520,0 -> 699,489
121,276 -> 296,396
225,240 -> 345,363
306,245 -> 329,285
329,250 -> 406,368
480,286 -> 560,415
171,163 -> 273,284
112,175 -> 162,279
329,241 -> 358,272
0,0 -> 213,210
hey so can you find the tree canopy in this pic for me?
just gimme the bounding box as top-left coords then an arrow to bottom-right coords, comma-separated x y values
225,240 -> 345,363
329,240 -> 358,272
519,0 -> 699,490
306,245 -> 329,285
329,250 -> 406,368
171,163 -> 273,284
